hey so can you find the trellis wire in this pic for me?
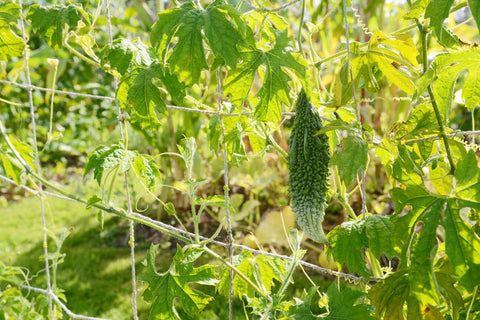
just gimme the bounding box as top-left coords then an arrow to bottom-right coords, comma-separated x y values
19,285 -> 109,320
17,0 -> 53,318
0,173 -> 368,284
105,0 -> 138,318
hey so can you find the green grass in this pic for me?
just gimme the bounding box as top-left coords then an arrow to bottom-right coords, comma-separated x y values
0,188 -> 159,319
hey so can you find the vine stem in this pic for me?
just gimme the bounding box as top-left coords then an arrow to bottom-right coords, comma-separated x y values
412,7 -> 456,174
466,285 -> 479,320
343,0 -> 367,219
217,68 -> 235,320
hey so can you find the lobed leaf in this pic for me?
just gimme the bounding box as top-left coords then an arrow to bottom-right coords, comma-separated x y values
28,4 -> 84,49
140,244 -> 217,320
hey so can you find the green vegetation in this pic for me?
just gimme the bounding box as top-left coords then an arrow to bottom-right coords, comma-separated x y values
1,0 -> 480,319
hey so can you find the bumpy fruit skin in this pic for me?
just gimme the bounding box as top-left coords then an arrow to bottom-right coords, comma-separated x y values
288,89 -> 330,243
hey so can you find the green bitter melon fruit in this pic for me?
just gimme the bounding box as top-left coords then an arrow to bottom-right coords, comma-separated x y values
288,89 -> 330,243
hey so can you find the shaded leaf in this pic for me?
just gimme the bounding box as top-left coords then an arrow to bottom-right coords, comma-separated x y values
425,0 -> 460,48
331,135 -> 368,187
325,284 -> 375,320
101,38 -> 152,75
140,244 -> 217,320
151,1 -> 245,85
327,220 -> 369,277
28,4 -> 83,49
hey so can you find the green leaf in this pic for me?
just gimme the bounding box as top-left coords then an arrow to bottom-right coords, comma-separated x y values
28,4 -> 83,49
132,154 -> 161,189
363,215 -> 396,259
0,2 -> 24,60
443,200 -> 480,290
117,63 -> 185,129
331,135 -> 368,187
409,199 -> 442,305
207,115 -> 221,154
434,257 -> 464,319
164,202 -> 176,216
224,30 -> 306,122
325,284 -> 375,320
405,0 -> 429,19
425,0 -> 460,48
140,244 -> 217,320
0,153 -> 21,186
151,1 -> 245,85
83,144 -> 134,184
85,195 -> 101,209
284,287 -> 319,319
101,38 -> 152,75
327,220 -> 369,277
455,150 -> 480,205
469,0 -> 480,35
392,144 -> 423,185
369,270 -> 411,320
217,251 -> 285,298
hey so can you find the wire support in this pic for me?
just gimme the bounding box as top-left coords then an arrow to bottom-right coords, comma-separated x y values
17,0 -> 53,317
106,0 -> 138,318
0,173 -> 367,284
19,285 -> 110,320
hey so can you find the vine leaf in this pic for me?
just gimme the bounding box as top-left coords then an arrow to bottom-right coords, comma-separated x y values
325,284 -> 375,320
392,144 -> 423,186
151,0 -> 246,85
27,4 -> 86,49
390,150 -> 480,299
84,144 -> 160,189
331,135 -> 368,187
369,270 -> 421,320
0,2 -> 24,59
117,63 -> 185,129
101,38 -> 152,75
140,244 -> 217,320
433,49 -> 480,121
425,0 -> 460,48
217,251 -> 286,298
284,286 -> 318,319
327,215 -> 395,277
405,0 -> 429,19
343,31 -> 418,98
224,30 -> 307,123
470,0 -> 480,35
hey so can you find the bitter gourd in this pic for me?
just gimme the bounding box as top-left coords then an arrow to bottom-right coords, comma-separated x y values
288,89 -> 330,243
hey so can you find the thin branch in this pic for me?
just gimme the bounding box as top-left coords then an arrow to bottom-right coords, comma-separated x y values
343,0 -> 367,219
19,285 -> 109,320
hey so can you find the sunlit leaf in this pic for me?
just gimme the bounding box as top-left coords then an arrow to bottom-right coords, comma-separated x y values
224,30 -> 306,122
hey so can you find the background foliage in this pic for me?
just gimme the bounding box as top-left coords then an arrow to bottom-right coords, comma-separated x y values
1,0 -> 480,319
